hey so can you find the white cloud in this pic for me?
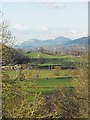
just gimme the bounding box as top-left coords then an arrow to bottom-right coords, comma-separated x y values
65,30 -> 88,39
12,24 -> 30,31
45,2 -> 65,9
41,25 -> 48,32
70,30 -> 76,35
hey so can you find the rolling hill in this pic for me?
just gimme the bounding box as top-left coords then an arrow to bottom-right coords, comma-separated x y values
17,36 -> 88,49
65,37 -> 88,46
18,36 -> 72,48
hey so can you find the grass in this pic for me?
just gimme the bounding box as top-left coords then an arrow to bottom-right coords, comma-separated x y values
17,76 -> 79,102
25,52 -> 80,61
25,52 -> 81,68
12,74 -> 78,102
6,69 -> 78,78
32,78 -> 77,90
4,68 -> 80,102
25,52 -> 61,58
3,51 -> 81,102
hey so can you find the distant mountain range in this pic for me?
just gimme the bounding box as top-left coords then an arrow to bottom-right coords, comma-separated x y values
16,36 -> 88,49
65,37 -> 88,45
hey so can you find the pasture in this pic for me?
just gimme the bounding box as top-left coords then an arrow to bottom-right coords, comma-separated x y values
25,52 -> 82,69
25,52 -> 81,60
2,52 -> 82,102
4,68 -> 80,102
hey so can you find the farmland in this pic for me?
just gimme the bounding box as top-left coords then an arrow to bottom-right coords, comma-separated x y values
24,52 -> 82,69
1,2 -> 88,118
3,51 -> 83,97
3,66 -> 80,103
2,43 -> 88,118
2,48 -> 88,118
25,51 -> 81,60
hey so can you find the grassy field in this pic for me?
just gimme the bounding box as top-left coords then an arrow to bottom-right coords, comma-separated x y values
25,52 -> 80,61
25,52 -> 81,68
7,69 -> 78,79
3,53 -> 82,102
19,77 -> 79,102
5,68 -> 79,102
25,52 -> 61,58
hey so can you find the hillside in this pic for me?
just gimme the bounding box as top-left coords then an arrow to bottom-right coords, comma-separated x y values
18,36 -> 72,48
25,52 -> 67,58
2,44 -> 30,65
65,37 -> 88,45
25,51 -> 80,62
16,36 -> 88,49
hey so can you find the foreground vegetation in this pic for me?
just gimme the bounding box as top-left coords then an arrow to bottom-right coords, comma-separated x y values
5,69 -> 79,95
2,61 -> 88,118
2,46 -> 88,118
1,21 -> 88,119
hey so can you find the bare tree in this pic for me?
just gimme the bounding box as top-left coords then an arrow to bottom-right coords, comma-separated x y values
0,20 -> 15,47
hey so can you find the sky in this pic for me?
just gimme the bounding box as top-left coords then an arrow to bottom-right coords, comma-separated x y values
1,2 -> 88,43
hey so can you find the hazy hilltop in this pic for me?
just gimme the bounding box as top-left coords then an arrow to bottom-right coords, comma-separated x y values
65,37 -> 88,45
17,36 -> 71,48
16,36 -> 88,49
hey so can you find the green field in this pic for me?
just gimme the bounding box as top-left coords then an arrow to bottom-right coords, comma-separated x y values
25,52 -> 81,68
25,52 -> 61,58
19,77 -> 79,102
3,52 -> 82,102
7,69 -> 77,79
25,52 -> 80,61
5,68 -> 79,102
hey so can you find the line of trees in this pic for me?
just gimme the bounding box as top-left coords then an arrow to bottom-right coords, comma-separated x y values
2,44 -> 30,65
0,21 -> 30,66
